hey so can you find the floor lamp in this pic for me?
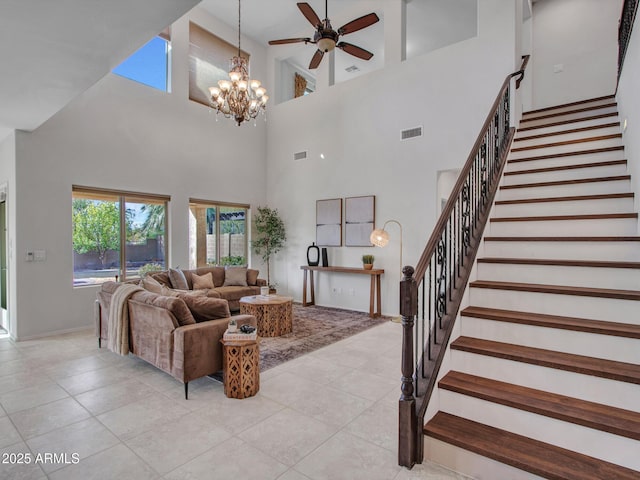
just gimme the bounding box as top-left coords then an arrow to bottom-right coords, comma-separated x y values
370,220 -> 403,323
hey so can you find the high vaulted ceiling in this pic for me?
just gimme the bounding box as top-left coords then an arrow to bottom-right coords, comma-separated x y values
0,0 -> 200,137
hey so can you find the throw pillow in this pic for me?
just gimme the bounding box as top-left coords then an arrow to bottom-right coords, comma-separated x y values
223,267 -> 248,286
246,269 -> 259,286
181,296 -> 231,322
192,272 -> 214,290
141,275 -> 163,294
169,268 -> 189,290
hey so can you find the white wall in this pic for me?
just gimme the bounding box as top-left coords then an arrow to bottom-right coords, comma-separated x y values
531,0 -> 623,109
12,7 -> 268,339
617,11 -> 640,226
0,132 -> 17,338
265,0 -> 519,316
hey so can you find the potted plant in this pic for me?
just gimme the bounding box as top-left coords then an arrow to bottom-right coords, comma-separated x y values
362,254 -> 374,270
252,206 -> 286,290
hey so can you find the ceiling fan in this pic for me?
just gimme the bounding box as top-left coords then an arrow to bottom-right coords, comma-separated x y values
268,1 -> 380,69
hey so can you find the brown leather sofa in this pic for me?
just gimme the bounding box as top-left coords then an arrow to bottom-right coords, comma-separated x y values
95,281 -> 256,399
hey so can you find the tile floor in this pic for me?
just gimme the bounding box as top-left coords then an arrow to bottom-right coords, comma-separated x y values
0,320 -> 470,480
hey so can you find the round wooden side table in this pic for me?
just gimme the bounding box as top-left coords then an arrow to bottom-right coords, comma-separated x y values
220,338 -> 260,399
239,295 -> 293,337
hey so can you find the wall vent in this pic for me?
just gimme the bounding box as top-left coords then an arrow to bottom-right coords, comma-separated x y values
293,151 -> 308,161
345,65 -> 360,73
401,126 -> 423,141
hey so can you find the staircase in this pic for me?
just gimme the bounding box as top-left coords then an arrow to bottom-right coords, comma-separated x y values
422,96 -> 640,479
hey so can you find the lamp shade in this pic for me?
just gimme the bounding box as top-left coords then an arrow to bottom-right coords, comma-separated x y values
370,229 -> 389,247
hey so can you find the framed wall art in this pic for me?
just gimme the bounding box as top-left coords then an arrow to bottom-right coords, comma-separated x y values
316,198 -> 342,246
345,195 -> 375,246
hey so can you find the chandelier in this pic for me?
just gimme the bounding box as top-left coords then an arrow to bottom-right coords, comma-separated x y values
208,0 -> 268,126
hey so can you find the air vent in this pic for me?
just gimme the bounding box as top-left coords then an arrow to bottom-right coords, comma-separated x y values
293,151 -> 308,161
345,65 -> 360,73
401,126 -> 423,141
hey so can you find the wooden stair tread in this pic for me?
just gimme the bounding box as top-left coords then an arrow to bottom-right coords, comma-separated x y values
424,412 -> 640,480
511,134 -> 622,152
470,279 -> 640,301
439,371 -> 640,440
523,95 -> 616,116
508,146 -> 624,163
477,257 -> 640,269
450,336 -> 640,384
490,212 -> 637,222
514,122 -> 620,142
495,192 -> 634,205
517,112 -> 619,132
461,306 -> 640,339
500,175 -> 631,190
504,159 -> 626,176
520,103 -> 617,123
484,235 -> 640,242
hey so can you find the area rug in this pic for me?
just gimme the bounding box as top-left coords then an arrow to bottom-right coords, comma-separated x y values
258,303 -> 389,371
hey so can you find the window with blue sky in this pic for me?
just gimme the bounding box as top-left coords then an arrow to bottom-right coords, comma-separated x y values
113,34 -> 170,92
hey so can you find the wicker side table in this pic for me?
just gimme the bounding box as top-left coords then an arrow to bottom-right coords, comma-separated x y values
239,295 -> 293,337
220,338 -> 260,399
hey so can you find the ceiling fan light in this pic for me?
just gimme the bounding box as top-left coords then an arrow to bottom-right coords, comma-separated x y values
318,37 -> 335,52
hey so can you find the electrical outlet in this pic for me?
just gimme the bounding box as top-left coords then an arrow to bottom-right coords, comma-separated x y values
26,251 -> 34,262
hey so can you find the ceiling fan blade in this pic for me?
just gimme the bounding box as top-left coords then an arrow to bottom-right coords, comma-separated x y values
338,13 -> 379,36
268,37 -> 312,45
297,2 -> 322,28
336,42 -> 374,60
309,49 -> 324,69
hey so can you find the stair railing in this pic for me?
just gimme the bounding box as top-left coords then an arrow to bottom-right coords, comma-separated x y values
618,0 -> 639,83
398,56 -> 529,468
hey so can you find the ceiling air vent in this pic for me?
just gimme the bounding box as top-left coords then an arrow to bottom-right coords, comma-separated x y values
293,151 -> 308,161
345,65 -> 360,73
401,126 -> 423,141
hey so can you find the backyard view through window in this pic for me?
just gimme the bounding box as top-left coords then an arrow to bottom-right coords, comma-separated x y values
72,187 -> 169,286
189,200 -> 248,269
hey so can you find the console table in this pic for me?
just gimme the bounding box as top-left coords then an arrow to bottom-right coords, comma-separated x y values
300,266 -> 384,318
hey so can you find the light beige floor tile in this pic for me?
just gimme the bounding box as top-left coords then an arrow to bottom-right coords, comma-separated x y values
160,377 -> 225,411
295,431 -> 401,480
41,354 -> 110,380
0,416 -> 22,449
0,441 -> 47,480
331,370 -> 398,402
345,401 -> 398,452
259,372 -> 325,406
0,339 -> 16,351
239,408 -> 339,466
25,417 -> 119,474
286,356 -> 355,385
0,371 -> 52,396
0,404 -> 5,418
277,469 -> 313,480
0,358 -> 35,378
0,382 -> 69,414
96,392 -> 190,440
137,368 -> 185,393
0,348 -> 24,362
125,411 -> 231,475
311,346 -> 377,369
289,384 -> 373,428
48,443 -> 158,480
74,378 -> 158,416
57,365 -> 133,396
10,397 -> 90,439
196,393 -> 285,434
393,460 -> 473,479
164,437 -> 288,480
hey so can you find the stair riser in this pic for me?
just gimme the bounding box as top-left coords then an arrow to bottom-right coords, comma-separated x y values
488,217 -> 637,236
497,180 -> 631,200
482,240 -> 640,261
517,117 -> 620,137
509,139 -> 623,161
460,317 -> 640,363
513,126 -> 621,148
451,350 -> 640,412
439,391 -> 640,470
522,99 -> 617,119
476,262 -> 640,290
506,150 -> 625,172
502,164 -> 627,185
424,436 -> 546,480
468,287 -> 639,322
519,106 -> 618,128
493,197 -> 635,217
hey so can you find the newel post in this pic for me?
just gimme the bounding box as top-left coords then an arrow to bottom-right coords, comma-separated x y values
398,265 -> 418,467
